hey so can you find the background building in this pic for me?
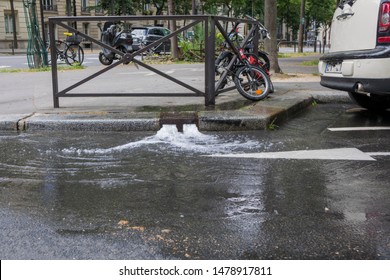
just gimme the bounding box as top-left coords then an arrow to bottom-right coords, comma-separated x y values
1,0 -> 107,51
1,0 -> 28,50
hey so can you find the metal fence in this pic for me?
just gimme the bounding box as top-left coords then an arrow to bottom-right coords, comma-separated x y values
48,15 -> 259,108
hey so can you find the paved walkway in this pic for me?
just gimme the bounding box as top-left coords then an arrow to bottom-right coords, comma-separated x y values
0,54 -> 349,132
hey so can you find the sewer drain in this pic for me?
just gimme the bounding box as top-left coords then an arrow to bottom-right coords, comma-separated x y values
159,112 -> 198,132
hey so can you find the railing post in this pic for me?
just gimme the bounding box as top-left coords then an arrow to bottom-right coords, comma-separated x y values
252,23 -> 259,54
49,19 -> 59,108
204,16 -> 216,107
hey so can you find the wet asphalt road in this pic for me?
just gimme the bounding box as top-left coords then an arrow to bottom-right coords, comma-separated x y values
0,103 -> 389,260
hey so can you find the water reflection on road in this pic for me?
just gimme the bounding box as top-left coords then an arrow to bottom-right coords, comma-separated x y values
1,106 -> 389,259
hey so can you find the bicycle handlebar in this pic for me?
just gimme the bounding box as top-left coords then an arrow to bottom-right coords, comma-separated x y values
245,15 -> 270,38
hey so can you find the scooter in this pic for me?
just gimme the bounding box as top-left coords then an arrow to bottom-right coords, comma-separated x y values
98,22 -> 133,65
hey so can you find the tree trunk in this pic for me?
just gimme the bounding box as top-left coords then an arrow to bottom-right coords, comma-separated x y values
264,0 -> 282,73
168,0 -> 178,60
298,0 -> 306,53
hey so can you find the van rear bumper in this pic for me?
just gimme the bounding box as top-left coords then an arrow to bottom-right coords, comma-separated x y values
320,76 -> 390,95
319,46 -> 390,62
319,46 -> 390,95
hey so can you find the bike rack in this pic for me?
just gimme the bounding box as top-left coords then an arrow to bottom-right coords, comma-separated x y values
48,15 -> 259,108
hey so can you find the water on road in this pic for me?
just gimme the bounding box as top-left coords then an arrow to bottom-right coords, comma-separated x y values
1,104 -> 389,259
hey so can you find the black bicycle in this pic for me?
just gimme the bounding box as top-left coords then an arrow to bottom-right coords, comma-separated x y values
47,32 -> 84,66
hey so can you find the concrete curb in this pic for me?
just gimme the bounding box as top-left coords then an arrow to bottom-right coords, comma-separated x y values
0,91 -> 351,132
20,112 -> 161,132
199,95 -> 314,131
0,114 -> 28,131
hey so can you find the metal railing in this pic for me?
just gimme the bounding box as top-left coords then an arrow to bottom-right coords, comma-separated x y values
48,15 -> 259,108
277,40 -> 326,53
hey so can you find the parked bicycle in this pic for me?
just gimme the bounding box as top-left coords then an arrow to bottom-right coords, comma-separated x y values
215,16 -> 273,101
47,32 -> 85,66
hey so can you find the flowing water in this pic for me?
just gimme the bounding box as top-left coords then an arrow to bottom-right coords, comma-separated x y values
0,125 -> 283,258
0,125 -> 278,204
1,120 -> 388,259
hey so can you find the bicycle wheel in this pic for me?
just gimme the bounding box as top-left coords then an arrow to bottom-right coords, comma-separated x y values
245,52 -> 271,72
215,51 -> 233,90
47,40 -> 66,65
257,51 -> 270,71
64,44 -> 84,66
233,65 -> 271,101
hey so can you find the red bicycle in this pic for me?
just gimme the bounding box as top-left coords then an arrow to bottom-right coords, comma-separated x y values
215,17 -> 274,100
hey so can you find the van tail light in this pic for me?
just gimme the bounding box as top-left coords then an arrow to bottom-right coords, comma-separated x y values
378,2 -> 390,44
379,2 -> 390,32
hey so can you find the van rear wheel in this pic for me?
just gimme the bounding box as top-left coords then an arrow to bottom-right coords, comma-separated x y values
348,92 -> 390,111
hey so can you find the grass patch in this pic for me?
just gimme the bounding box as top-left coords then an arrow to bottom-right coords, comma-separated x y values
267,118 -> 279,130
301,59 -> 320,66
278,52 -> 318,58
0,64 -> 85,73
0,68 -> 23,73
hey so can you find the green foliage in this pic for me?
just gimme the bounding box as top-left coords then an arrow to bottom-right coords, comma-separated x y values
174,0 -> 192,14
278,0 -> 301,39
177,24 -> 206,61
307,0 -> 338,26
93,0 -> 337,64
98,0 -> 138,15
277,0 -> 337,39
267,118 -> 279,130
200,0 -> 264,18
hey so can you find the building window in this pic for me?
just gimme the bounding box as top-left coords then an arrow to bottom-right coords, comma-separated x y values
4,11 -> 18,35
43,0 -> 57,11
83,23 -> 89,36
81,0 -> 89,13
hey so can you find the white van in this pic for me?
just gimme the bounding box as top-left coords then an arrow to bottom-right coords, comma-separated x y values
319,0 -> 390,111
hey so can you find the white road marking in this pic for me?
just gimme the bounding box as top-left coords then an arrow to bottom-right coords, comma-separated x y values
118,68 -> 199,76
366,152 -> 390,157
328,127 -> 390,132
119,71 -> 152,75
208,148 -> 377,161
144,70 -> 175,76
0,66 -> 10,68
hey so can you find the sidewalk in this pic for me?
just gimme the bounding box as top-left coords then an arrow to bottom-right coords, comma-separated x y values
0,56 -> 350,132
0,48 -> 27,55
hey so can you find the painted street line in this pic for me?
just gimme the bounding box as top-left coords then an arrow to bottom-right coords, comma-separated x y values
208,148 -> 377,161
119,71 -> 152,75
328,127 -> 390,132
365,152 -> 390,156
0,66 -> 10,68
145,70 -> 175,76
